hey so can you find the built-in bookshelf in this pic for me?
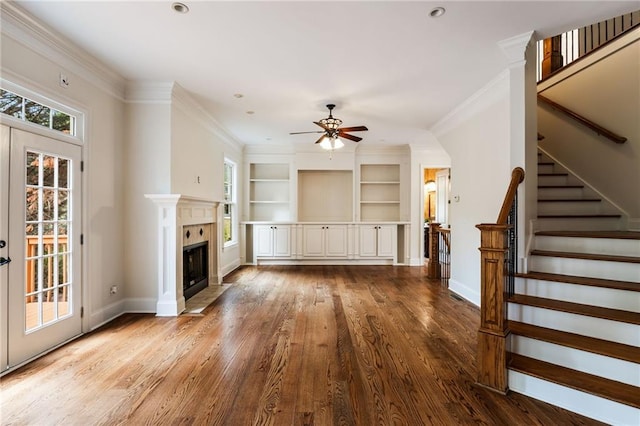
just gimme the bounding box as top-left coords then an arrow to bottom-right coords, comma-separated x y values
249,163 -> 290,221
360,164 -> 400,222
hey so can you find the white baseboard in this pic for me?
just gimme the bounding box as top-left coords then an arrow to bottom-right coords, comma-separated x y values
448,279 -> 480,307
124,297 -> 156,313
509,370 -> 640,425
88,299 -> 126,331
221,259 -> 241,277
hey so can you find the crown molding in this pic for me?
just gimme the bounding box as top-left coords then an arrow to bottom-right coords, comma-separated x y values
171,83 -> 243,152
1,2 -> 126,101
430,69 -> 509,138
125,81 -> 173,104
498,30 -> 536,66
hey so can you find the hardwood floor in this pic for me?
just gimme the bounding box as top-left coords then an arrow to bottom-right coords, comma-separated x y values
1,265 -> 604,425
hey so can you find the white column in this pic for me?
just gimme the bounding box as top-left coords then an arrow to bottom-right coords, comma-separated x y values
146,194 -> 183,316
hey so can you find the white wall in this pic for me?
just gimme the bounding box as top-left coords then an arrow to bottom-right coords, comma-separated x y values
122,94 -> 171,311
170,84 -> 244,278
538,34 -> 640,225
432,73 -> 512,305
0,24 -> 127,329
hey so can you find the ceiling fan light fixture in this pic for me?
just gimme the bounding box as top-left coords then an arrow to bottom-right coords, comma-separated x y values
320,136 -> 344,151
319,117 -> 342,130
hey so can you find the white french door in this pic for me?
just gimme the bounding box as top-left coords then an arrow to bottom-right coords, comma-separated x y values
1,125 -> 82,371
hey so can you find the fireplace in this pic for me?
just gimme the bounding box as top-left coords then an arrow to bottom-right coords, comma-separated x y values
183,241 -> 208,300
146,194 -> 220,316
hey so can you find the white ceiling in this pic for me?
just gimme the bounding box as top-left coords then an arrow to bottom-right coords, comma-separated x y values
12,1 -> 640,148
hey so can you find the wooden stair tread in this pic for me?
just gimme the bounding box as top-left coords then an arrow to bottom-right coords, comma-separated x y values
530,249 -> 640,264
509,353 -> 640,408
508,321 -> 640,363
515,271 -> 640,292
538,161 -> 554,166
538,173 -> 568,176
508,294 -> 640,325
535,230 -> 640,240
538,198 -> 601,202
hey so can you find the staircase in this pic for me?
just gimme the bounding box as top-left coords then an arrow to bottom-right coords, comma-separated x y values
506,151 -> 640,425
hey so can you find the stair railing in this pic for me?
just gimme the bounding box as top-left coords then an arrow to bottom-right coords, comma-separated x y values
537,94 -> 627,144
475,167 -> 525,394
536,12 -> 639,81
427,223 -> 451,283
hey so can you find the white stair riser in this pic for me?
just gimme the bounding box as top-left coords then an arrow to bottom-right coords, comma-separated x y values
509,371 -> 640,425
537,201 -> 610,216
536,217 -> 622,231
514,279 -> 640,312
537,187 -> 586,199
512,336 -> 639,386
534,235 -> 640,257
508,304 -> 639,346
529,255 -> 639,282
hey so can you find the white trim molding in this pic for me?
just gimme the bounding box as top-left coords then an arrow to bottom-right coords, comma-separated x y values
145,194 -> 221,316
0,2 -> 126,100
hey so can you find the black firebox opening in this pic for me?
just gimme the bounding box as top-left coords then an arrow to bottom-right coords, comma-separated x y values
183,241 -> 208,300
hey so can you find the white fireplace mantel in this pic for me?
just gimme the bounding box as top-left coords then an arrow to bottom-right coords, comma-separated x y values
145,194 -> 221,316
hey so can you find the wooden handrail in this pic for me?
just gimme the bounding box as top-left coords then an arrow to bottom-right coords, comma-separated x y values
496,167 -> 525,224
538,94 -> 627,144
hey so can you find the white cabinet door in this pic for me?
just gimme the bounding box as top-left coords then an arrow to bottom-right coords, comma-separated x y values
254,225 -> 274,257
377,225 -> 395,257
358,225 -> 395,258
272,225 -> 291,257
302,225 -> 348,257
302,225 -> 325,257
325,225 -> 348,257
254,225 -> 291,257
358,226 -> 378,257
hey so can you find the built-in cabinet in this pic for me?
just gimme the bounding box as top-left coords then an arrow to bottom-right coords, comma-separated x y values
254,224 -> 291,258
243,149 -> 409,265
301,224 -> 348,257
358,224 -> 395,258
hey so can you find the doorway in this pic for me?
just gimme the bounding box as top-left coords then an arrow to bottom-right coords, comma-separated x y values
422,167 -> 449,260
1,125 -> 83,372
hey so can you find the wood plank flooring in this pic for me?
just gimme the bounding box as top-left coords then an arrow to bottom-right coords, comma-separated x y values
1,265 -> 604,425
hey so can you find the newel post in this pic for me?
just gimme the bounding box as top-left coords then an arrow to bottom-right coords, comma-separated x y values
476,223 -> 511,394
427,222 -> 441,279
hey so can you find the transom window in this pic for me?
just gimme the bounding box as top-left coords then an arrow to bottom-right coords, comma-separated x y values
0,88 -> 76,136
223,159 -> 236,246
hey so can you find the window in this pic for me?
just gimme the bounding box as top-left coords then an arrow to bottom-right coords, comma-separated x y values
223,159 -> 236,246
0,88 -> 75,135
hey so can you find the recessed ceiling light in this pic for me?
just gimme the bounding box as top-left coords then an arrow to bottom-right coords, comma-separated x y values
172,2 -> 189,14
246,111 -> 255,115
430,7 -> 445,18
233,93 -> 244,98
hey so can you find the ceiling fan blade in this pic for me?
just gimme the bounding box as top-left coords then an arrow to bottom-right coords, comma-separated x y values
290,131 -> 325,135
314,121 -> 329,130
314,135 -> 326,144
339,126 -> 368,132
338,132 -> 362,142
